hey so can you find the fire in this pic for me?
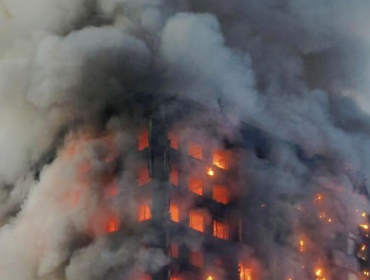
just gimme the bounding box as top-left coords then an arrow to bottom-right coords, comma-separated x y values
138,202 -> 152,222
299,240 -> 305,252
170,203 -> 179,222
168,132 -> 179,150
107,218 -> 119,233
207,168 -> 214,176
315,193 -> 323,201
315,267 -> 328,280
361,224 -> 369,230
189,210 -> 205,232
138,128 -> 149,151
364,270 -> 370,277
212,150 -> 229,170
319,212 -> 326,219
213,185 -> 230,204
363,212 -> 367,218
239,264 -> 252,280
361,244 -> 367,251
188,143 -> 203,159
206,276 -> 213,280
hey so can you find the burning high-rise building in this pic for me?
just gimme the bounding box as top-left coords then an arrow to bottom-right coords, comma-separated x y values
2,1 -> 370,280
45,91 -> 370,280
86,93 -> 249,280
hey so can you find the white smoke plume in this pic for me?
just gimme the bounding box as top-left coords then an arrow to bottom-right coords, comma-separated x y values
1,0 -> 370,280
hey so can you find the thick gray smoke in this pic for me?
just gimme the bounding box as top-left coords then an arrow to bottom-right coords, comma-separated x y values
1,0 -> 370,279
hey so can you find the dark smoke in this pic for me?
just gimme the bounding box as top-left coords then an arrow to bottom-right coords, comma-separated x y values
0,0 -> 370,279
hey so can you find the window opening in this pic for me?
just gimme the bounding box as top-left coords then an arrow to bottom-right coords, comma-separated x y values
138,202 -> 152,222
168,132 -> 179,150
189,210 -> 204,232
188,178 -> 203,195
138,128 -> 149,151
170,203 -> 180,222
213,150 -> 230,170
213,185 -> 230,204
107,216 -> 119,233
188,143 -> 202,159
213,220 -> 229,240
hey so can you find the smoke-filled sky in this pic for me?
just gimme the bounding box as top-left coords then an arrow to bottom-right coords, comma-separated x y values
1,0 -> 370,280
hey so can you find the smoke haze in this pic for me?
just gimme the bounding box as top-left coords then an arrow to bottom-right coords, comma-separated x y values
1,0 -> 370,279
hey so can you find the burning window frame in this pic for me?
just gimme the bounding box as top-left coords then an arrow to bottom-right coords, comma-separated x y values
106,216 -> 120,233
212,184 -> 230,204
168,132 -> 179,150
138,201 -> 152,222
213,219 -> 229,240
138,127 -> 149,151
188,177 -> 203,196
212,149 -> 231,170
170,202 -> 180,222
188,142 -> 203,160
189,209 -> 205,232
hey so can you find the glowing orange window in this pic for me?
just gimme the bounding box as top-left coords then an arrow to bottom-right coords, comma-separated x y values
189,210 -> 204,232
138,128 -> 149,151
213,185 -> 230,204
170,203 -> 179,222
170,168 -> 179,186
138,167 -> 151,186
213,150 -> 230,170
188,178 -> 203,195
138,202 -> 152,222
213,220 -> 228,240
170,243 -> 179,258
188,143 -> 202,159
239,264 -> 252,280
189,250 -> 203,267
107,216 -> 119,233
168,132 -> 179,150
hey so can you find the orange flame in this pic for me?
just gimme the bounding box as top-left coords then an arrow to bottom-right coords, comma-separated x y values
107,218 -> 119,233
361,224 -> 369,230
239,265 -> 252,280
207,168 -> 214,176
299,240 -> 305,252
